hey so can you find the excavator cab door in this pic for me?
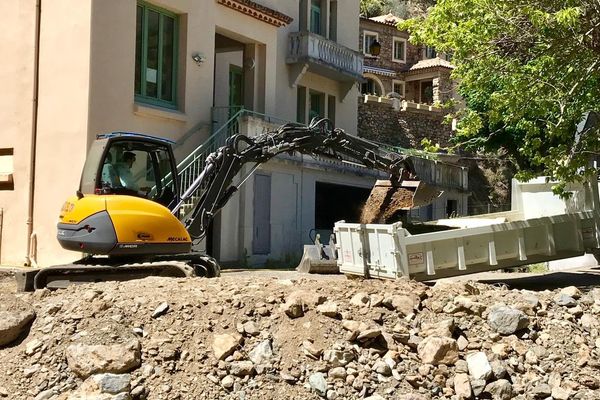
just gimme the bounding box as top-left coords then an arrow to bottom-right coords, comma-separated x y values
80,134 -> 180,209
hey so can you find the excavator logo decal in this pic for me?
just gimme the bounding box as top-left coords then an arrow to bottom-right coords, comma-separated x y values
137,232 -> 153,241
167,236 -> 187,242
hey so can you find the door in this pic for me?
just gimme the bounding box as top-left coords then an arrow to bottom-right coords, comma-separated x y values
229,65 -> 244,117
253,174 -> 271,254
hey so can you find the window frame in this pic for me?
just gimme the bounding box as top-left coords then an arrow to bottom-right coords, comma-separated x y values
310,0 -> 322,35
392,37 -> 407,63
135,1 -> 179,110
362,30 -> 379,57
423,46 -> 437,60
392,80 -> 405,97
309,90 -> 325,121
361,74 -> 384,96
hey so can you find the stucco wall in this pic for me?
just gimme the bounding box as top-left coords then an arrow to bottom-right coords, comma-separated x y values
0,0 -> 92,266
0,0 -> 37,265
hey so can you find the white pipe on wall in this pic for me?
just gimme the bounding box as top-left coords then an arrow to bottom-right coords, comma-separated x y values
25,0 -> 41,267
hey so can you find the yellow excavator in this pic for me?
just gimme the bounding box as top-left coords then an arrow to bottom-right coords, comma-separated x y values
17,119 -> 441,290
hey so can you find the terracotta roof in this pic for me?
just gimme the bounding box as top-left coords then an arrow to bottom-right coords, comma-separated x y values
408,57 -> 454,72
368,13 -> 403,26
217,0 -> 293,27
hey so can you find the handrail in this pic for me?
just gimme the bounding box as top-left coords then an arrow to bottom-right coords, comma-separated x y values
172,109 -> 291,213
177,107 -> 247,170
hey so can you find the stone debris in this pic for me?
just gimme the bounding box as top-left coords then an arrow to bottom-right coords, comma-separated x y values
417,336 -> 459,365
487,305 -> 530,335
0,272 -> 599,399
150,302 -> 169,318
308,372 -> 328,397
66,340 -> 142,378
249,339 -> 273,365
212,333 -> 242,360
466,351 -> 492,381
0,294 -> 36,346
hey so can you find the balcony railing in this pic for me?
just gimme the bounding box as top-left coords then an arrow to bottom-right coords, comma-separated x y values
287,31 -> 363,81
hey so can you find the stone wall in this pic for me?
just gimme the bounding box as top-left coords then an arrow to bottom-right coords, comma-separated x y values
358,100 -> 454,148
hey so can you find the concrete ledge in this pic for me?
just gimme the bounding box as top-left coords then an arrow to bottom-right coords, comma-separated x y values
362,95 -> 443,113
133,103 -> 188,122
0,173 -> 13,190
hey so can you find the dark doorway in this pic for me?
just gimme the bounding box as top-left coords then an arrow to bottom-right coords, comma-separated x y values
420,80 -> 434,104
253,174 -> 271,254
315,182 -> 371,228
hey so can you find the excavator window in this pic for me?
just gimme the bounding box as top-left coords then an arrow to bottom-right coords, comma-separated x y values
82,136 -> 178,207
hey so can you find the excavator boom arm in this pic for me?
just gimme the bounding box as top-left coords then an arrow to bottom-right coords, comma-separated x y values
178,119 -> 426,239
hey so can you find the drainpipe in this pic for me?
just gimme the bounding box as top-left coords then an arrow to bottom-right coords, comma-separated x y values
25,0 -> 42,267
0,208 -> 3,262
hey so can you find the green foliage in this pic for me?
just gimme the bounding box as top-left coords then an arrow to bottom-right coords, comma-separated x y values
400,0 -> 600,192
526,262 -> 549,274
360,0 -> 434,18
420,138 -> 442,153
360,0 -> 391,17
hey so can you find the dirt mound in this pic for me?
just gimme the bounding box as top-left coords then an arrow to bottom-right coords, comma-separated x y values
0,272 -> 599,399
360,185 -> 413,224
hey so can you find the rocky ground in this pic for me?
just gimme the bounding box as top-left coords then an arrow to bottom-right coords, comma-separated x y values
1,269 -> 600,400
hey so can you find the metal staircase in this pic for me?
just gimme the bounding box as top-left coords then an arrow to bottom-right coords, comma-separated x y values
174,108 -> 288,215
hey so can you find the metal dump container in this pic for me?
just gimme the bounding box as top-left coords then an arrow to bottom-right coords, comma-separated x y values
335,179 -> 600,280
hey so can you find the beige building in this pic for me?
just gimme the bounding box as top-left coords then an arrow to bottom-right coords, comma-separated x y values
1,0 -> 372,267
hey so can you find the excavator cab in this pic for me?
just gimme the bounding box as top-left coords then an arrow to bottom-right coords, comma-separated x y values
80,133 -> 180,208
57,133 -> 192,257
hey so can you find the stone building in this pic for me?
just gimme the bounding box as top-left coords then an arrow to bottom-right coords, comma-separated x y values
358,13 -> 458,148
358,14 -> 468,220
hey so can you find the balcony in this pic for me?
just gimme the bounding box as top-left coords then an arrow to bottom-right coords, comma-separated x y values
287,32 -> 363,97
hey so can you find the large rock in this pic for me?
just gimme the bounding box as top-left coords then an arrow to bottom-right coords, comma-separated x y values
308,372 -> 328,397
444,295 -> 486,315
485,379 -> 513,400
316,302 -> 339,318
350,293 -> 370,307
417,336 -> 459,365
487,305 -> 529,335
323,349 -> 355,367
229,361 -> 254,377
60,373 -> 131,399
554,294 -> 577,307
0,295 -> 36,347
454,373 -> 472,399
466,352 -> 493,381
420,319 -> 454,338
66,340 -> 141,378
212,333 -> 242,360
383,294 -> 418,316
560,286 -> 581,299
286,290 -> 327,308
281,298 -> 306,318
249,339 -> 273,365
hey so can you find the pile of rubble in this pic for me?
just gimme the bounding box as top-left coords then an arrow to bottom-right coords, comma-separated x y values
1,272 -> 600,400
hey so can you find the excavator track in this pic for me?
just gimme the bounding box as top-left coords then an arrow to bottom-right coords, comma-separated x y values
15,255 -> 220,291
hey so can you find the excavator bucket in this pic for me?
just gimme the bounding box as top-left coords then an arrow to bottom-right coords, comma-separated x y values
296,233 -> 340,274
360,180 -> 441,224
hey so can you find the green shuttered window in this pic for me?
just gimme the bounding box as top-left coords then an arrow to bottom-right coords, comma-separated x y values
135,2 -> 178,109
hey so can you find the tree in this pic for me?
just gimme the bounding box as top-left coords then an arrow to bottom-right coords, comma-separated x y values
400,0 -> 600,191
360,0 -> 435,18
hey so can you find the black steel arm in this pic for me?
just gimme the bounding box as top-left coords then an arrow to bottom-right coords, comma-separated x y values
177,119 -> 416,239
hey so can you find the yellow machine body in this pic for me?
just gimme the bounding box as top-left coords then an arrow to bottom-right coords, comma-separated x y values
58,194 -> 191,256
